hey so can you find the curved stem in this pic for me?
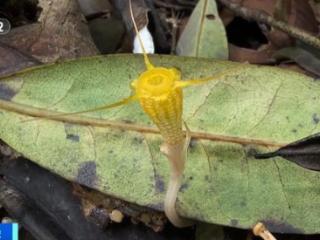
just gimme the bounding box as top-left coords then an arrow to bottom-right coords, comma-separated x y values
164,170 -> 193,227
161,141 -> 193,227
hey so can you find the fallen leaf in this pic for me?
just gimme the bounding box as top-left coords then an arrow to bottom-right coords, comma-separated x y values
0,0 -> 98,63
255,133 -> 320,171
0,42 -> 40,77
229,43 -> 275,63
176,0 -> 228,59
0,55 -> 319,233
273,46 -> 320,77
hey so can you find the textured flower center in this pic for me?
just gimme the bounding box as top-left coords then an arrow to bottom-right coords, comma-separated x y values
148,75 -> 163,86
133,67 -> 180,98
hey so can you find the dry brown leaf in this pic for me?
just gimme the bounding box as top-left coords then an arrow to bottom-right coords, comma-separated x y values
0,0 -> 98,63
229,43 -> 276,63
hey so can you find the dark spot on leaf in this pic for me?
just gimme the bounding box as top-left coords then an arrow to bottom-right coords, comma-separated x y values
112,133 -> 122,139
291,129 -> 297,133
206,14 -> 215,20
76,161 -> 97,188
204,175 -> 209,181
123,119 -> 134,124
245,146 -> 259,158
155,174 -> 165,193
230,219 -> 238,226
133,137 -> 143,144
189,138 -> 197,149
262,219 -> 304,234
0,82 -> 18,100
180,183 -> 189,192
240,201 -> 246,207
108,150 -> 113,154
64,123 -> 80,142
312,113 -> 319,124
66,134 -> 80,142
189,176 -> 193,180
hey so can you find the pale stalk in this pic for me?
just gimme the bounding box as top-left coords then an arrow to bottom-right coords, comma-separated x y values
161,125 -> 193,227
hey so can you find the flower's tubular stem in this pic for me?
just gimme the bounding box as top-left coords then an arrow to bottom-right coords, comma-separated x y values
161,141 -> 193,227
161,123 -> 193,227
165,169 -> 191,227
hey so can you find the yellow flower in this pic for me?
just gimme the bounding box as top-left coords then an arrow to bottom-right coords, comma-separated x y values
131,66 -> 183,144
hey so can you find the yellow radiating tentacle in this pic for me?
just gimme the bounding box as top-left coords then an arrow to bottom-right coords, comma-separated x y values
175,65 -> 245,88
129,0 -> 154,70
59,95 -> 138,116
22,95 -> 138,122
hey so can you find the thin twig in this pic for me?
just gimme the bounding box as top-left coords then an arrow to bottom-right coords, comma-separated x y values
0,99 -> 285,148
167,9 -> 182,54
218,0 -> 320,49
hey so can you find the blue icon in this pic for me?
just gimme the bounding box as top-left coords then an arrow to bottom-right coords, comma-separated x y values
0,223 -> 18,240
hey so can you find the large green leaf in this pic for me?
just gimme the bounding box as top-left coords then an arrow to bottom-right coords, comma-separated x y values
176,0 -> 228,59
0,55 -> 319,234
